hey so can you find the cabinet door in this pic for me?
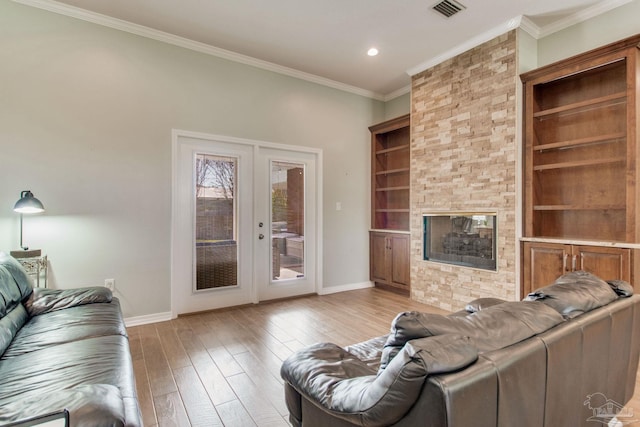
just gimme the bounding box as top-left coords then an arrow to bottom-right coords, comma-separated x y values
389,234 -> 410,288
522,242 -> 570,296
574,246 -> 631,282
370,232 -> 389,283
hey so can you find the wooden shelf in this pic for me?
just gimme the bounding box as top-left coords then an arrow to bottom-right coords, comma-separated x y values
376,144 -> 410,155
534,132 -> 626,152
370,114 -> 410,232
521,34 -> 640,293
533,157 -> 625,171
533,92 -> 626,118
522,36 -> 638,242
376,186 -> 410,192
375,167 -> 409,176
375,209 -> 410,213
534,204 -> 625,211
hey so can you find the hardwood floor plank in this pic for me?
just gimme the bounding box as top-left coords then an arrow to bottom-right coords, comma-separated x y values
141,325 -> 178,397
228,309 -> 294,361
215,399 -> 257,427
226,373 -> 289,427
232,351 -> 289,416
189,351 -> 238,406
132,356 -> 157,425
128,332 -> 144,361
156,322 -> 192,370
154,391 -> 191,427
176,328 -> 237,405
173,366 -> 224,427
207,346 -> 245,378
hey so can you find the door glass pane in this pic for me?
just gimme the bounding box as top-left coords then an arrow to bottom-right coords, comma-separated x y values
271,161 -> 304,280
195,154 -> 237,290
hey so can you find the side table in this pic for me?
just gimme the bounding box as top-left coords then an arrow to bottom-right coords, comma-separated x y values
14,254 -> 48,288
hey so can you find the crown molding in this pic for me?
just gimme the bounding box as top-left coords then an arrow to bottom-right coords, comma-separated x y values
13,0 -> 631,102
12,0 -> 387,101
534,0 -> 633,38
518,16 -> 542,39
383,85 -> 411,102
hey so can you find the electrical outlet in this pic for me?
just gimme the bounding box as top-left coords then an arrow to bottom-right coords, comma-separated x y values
104,279 -> 115,292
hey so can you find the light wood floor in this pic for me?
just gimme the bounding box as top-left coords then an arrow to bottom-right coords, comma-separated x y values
127,288 -> 640,427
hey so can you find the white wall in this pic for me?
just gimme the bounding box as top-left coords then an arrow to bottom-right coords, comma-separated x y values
384,93 -> 410,120
0,1 -> 386,318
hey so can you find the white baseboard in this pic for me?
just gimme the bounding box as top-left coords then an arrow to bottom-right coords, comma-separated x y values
317,281 -> 374,295
124,311 -> 173,327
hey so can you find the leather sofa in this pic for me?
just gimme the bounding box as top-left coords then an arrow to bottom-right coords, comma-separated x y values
281,271 -> 640,427
0,253 -> 141,426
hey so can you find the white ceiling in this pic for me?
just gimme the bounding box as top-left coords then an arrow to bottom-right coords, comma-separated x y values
17,0 -> 629,100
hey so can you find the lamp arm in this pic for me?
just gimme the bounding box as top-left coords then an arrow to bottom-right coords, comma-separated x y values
19,213 -> 28,250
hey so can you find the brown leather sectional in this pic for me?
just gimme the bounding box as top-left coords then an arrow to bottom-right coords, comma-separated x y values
281,271 -> 640,427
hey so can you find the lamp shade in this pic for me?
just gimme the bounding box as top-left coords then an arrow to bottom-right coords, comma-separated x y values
14,191 -> 45,214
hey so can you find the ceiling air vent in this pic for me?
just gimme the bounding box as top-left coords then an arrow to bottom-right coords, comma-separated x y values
432,0 -> 466,18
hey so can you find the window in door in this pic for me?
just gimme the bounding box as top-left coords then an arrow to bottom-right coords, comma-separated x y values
271,161 -> 305,280
194,153 -> 238,290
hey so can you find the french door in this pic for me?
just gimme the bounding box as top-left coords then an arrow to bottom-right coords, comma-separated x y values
172,131 -> 320,316
255,147 -> 317,301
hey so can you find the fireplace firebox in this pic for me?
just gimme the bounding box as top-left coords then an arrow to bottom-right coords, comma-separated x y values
423,213 -> 497,271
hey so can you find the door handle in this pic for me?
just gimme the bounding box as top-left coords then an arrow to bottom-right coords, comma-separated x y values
258,234 -> 265,240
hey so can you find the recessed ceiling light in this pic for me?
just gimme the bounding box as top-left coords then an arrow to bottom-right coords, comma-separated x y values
367,48 -> 379,57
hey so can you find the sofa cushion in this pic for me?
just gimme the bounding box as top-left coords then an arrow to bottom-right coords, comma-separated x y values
0,264 -> 26,319
345,335 -> 388,370
2,299 -> 127,358
0,384 -> 125,426
0,335 -> 138,411
465,297 -> 506,313
24,286 -> 112,317
380,301 -> 564,370
0,253 -> 33,356
0,304 -> 29,357
524,271 -> 618,318
281,334 -> 477,427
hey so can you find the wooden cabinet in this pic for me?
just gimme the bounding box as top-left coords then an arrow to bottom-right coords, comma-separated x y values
369,115 -> 411,294
370,115 -> 410,231
370,231 -> 410,293
522,242 -> 631,295
520,35 -> 640,294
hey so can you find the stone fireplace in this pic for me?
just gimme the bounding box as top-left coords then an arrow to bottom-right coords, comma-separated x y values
410,30 -> 518,311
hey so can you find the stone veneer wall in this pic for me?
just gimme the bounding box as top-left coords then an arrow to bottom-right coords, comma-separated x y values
410,30 -> 517,311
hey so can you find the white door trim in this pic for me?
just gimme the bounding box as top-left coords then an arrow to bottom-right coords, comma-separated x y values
171,129 -> 323,318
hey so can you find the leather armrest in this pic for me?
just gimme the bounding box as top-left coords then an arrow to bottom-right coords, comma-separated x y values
24,286 -> 113,317
607,279 -> 634,297
281,335 -> 477,427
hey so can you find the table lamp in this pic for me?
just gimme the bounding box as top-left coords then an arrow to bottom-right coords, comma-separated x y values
10,190 -> 45,258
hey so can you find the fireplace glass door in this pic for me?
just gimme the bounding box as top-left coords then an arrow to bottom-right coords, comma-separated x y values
423,213 -> 497,271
